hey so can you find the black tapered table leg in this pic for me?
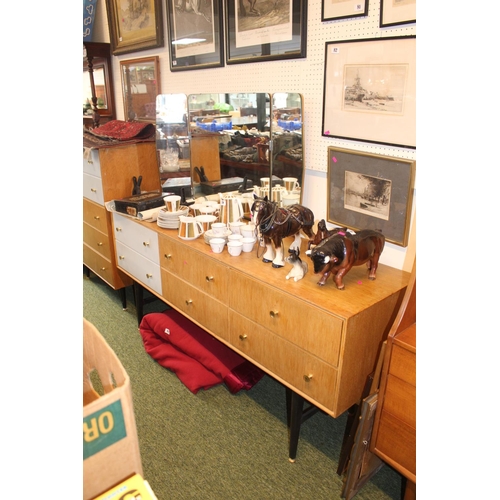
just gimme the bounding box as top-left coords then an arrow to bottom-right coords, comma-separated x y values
119,288 -> 127,310
134,281 -> 144,326
287,389 -> 305,462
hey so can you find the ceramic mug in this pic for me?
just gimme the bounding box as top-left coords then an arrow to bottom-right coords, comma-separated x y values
241,237 -> 256,253
209,237 -> 226,254
178,216 -> 204,240
189,203 -> 204,217
260,177 -> 271,188
227,240 -> 243,256
195,214 -> 217,233
283,177 -> 300,193
164,195 -> 181,212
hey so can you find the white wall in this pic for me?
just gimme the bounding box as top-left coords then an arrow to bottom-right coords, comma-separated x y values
92,0 -> 416,272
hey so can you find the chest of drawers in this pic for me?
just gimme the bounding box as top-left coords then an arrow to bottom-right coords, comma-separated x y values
83,142 -> 160,297
113,217 -> 410,420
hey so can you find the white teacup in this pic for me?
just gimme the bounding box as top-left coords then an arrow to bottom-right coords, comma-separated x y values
227,240 -> 243,256
241,223 -> 256,239
195,214 -> 217,233
164,195 -> 181,212
282,193 -> 300,206
209,237 -> 226,254
229,220 -> 245,235
228,233 -> 243,243
211,222 -> 227,235
178,216 -> 204,240
283,177 -> 300,192
241,237 -> 256,253
189,203 -> 204,217
260,177 -> 271,188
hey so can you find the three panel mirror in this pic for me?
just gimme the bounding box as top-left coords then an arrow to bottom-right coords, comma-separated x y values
156,92 -> 303,204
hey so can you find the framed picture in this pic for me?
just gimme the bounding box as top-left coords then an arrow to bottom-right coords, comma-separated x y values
327,147 -> 415,247
380,0 -> 416,28
322,0 -> 368,22
120,56 -> 161,122
322,36 -> 416,149
166,0 -> 224,71
105,0 -> 164,55
224,0 -> 307,65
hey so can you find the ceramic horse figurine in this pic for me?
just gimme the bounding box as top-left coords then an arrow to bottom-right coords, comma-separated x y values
251,195 -> 315,268
305,229 -> 385,290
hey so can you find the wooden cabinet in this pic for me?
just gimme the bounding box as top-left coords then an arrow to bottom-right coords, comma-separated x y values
112,220 -> 410,421
83,142 -> 161,299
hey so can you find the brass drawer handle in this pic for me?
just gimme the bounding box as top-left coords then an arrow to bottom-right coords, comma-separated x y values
119,255 -> 125,260
185,299 -> 193,306
206,276 -> 214,282
239,334 -> 248,341
270,310 -> 279,318
90,188 -> 97,193
164,253 -> 172,259
143,241 -> 150,246
115,227 -> 122,232
94,215 -> 100,220
146,273 -> 153,279
87,159 -> 93,164
100,267 -> 106,271
97,242 -> 103,246
303,374 -> 313,382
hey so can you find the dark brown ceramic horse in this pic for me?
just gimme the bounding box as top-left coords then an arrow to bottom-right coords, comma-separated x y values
305,229 -> 385,289
251,195 -> 315,268
307,219 -> 348,249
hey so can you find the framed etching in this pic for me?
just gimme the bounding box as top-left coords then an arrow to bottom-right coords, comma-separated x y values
322,36 -> 416,149
105,0 -> 164,55
166,0 -> 224,71
327,147 -> 415,247
225,0 -> 307,65
380,0 -> 416,28
322,0 -> 368,22
120,56 -> 161,122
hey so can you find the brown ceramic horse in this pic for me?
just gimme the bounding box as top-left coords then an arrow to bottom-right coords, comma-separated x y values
251,195 -> 315,268
305,229 -> 385,289
307,219 -> 348,249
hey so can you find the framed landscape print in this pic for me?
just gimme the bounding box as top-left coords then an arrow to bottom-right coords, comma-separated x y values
225,0 -> 307,64
322,36 -> 416,149
105,0 -> 164,55
380,0 -> 416,28
166,0 -> 224,71
322,0 -> 368,22
327,147 -> 415,247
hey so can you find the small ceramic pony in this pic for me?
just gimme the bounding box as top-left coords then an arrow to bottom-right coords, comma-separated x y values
285,248 -> 308,282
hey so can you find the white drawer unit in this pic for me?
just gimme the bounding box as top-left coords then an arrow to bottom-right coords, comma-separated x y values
83,172 -> 105,206
83,147 -> 102,177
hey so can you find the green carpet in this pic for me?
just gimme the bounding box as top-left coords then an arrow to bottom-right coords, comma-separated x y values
83,272 -> 403,499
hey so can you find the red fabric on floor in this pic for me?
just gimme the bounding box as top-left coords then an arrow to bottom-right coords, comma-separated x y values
139,310 -> 264,394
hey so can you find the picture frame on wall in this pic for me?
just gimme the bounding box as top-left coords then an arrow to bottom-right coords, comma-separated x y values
380,0 -> 416,28
327,147 -> 415,247
105,0 -> 164,55
322,0 -> 368,22
166,0 -> 224,71
322,36 -> 416,149
224,0 -> 307,65
120,56 -> 161,122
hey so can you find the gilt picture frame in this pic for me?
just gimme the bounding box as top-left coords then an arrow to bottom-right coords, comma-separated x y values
225,0 -> 307,65
105,0 -> 164,55
322,0 -> 368,22
380,0 -> 416,28
120,56 -> 161,122
322,36 -> 416,149
166,0 -> 224,71
327,147 -> 415,247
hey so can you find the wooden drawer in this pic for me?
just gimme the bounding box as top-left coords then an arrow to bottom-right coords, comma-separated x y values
158,235 -> 229,303
229,270 -> 343,366
113,213 -> 159,265
382,374 -> 416,429
83,172 -> 104,205
116,241 -> 162,294
389,344 -> 416,386
83,244 -> 115,286
228,310 -> 338,413
83,198 -> 108,234
160,269 -> 228,339
83,223 -> 112,261
83,148 -> 101,177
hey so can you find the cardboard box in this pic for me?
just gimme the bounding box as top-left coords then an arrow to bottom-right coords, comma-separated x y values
83,319 -> 143,500
91,473 -> 158,500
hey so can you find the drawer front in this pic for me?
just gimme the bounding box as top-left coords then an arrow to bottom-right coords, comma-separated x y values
161,269 -> 227,339
113,213 -> 159,265
229,270 -> 343,366
83,244 -> 115,286
116,241 -> 162,294
83,198 -> 109,234
83,173 -> 104,205
389,344 -> 416,386
228,310 -> 338,413
83,148 -> 101,177
83,223 -> 112,260
159,235 -> 228,303
382,374 -> 416,429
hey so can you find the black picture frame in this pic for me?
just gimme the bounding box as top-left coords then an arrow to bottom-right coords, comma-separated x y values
322,0 -> 368,22
322,36 -> 416,149
380,0 -> 416,28
327,147 -> 415,247
166,0 -> 224,71
105,0 -> 164,55
225,0 -> 307,65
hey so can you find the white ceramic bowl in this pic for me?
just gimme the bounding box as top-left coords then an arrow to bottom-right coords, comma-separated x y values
241,237 -> 256,253
209,238 -> 226,254
228,234 -> 243,243
227,240 -> 243,256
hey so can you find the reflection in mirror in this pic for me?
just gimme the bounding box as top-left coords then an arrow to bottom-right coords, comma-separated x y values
83,67 -> 108,114
271,93 -> 304,205
188,93 -> 271,200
